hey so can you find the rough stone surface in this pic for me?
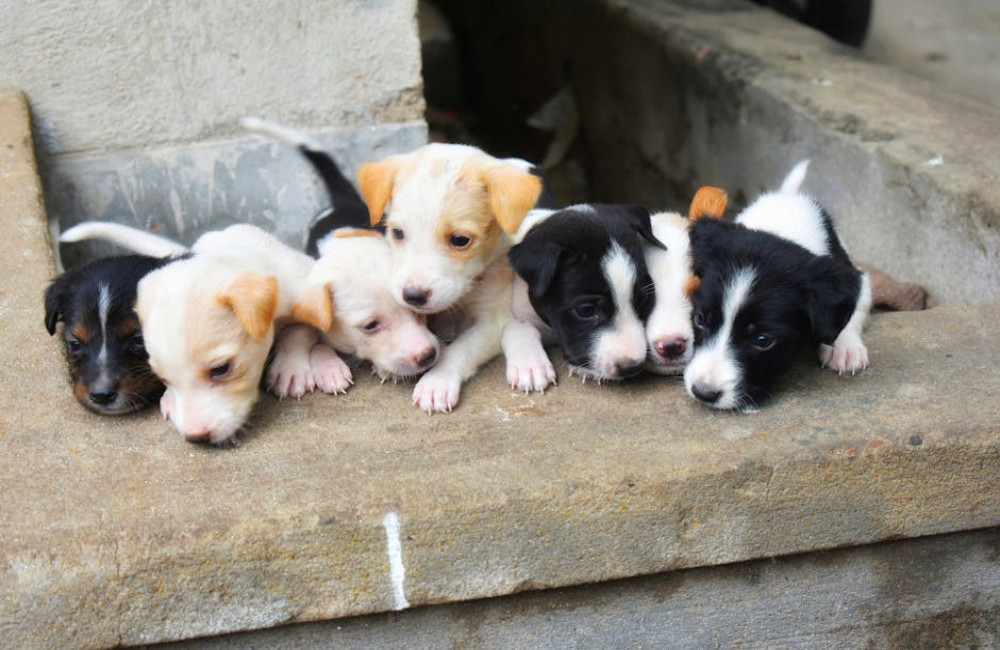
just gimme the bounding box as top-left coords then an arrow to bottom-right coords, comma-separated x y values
441,0 -> 1000,305
0,0 -> 423,156
2,90 -> 1000,648
161,528 -> 1000,649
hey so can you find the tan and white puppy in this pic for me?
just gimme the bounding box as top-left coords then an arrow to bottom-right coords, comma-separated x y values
61,222 -> 341,444
358,144 -> 543,412
291,228 -> 442,386
643,187 -> 729,375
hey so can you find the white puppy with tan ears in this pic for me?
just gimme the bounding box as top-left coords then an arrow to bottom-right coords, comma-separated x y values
60,222 -> 341,444
358,144 -> 546,413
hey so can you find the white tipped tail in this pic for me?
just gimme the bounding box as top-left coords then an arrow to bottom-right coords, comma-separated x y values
60,222 -> 188,257
779,159 -> 811,194
240,116 -> 322,151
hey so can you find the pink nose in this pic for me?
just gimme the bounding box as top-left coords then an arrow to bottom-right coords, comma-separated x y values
402,287 -> 431,307
654,337 -> 688,360
412,346 -> 438,369
184,429 -> 212,443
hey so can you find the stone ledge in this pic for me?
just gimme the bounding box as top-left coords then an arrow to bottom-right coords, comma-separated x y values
2,87 -> 1000,647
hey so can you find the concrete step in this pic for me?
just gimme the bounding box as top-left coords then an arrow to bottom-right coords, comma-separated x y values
2,86 -> 1000,647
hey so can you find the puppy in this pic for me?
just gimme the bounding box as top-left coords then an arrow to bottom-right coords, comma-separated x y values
358,144 -> 544,412
242,117 -> 441,386
643,187 -> 729,375
44,254 -> 172,415
60,222 -> 338,443
684,161 -> 872,410
508,203 -> 664,381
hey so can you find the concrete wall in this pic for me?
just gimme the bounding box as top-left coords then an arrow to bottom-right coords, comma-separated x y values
0,0 -> 426,262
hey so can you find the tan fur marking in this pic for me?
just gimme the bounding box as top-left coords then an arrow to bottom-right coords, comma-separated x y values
481,163 -> 542,234
292,283 -> 334,331
689,186 -> 728,220
216,274 -> 279,340
684,273 -> 702,297
333,228 -> 379,239
72,323 -> 90,343
117,317 -> 139,338
358,156 -> 401,227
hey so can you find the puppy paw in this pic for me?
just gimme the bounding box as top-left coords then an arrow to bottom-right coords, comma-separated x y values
267,352 -> 316,399
412,370 -> 462,414
506,349 -> 557,393
311,345 -> 353,395
819,330 -> 869,375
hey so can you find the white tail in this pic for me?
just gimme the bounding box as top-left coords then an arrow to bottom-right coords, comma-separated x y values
60,222 -> 188,257
779,159 -> 811,194
240,116 -> 322,151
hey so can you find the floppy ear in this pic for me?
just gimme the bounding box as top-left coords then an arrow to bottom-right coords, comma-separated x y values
43,278 -> 67,335
483,164 -> 543,235
508,236 -> 566,298
803,257 -> 863,345
292,282 -> 334,331
689,186 -> 728,220
217,273 -> 279,340
358,156 -> 401,227
615,203 -> 665,250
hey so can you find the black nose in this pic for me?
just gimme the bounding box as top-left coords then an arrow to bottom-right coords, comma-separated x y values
89,389 -> 119,406
416,347 -> 438,369
617,361 -> 645,378
403,288 -> 430,307
691,384 -> 722,404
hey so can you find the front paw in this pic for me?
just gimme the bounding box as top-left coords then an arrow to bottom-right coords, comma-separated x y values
311,345 -> 353,395
819,330 -> 869,375
506,350 -> 557,393
267,353 -> 316,399
412,370 -> 462,413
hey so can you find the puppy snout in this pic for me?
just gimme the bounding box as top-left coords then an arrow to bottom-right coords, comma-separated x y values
89,388 -> 119,406
414,346 -> 438,369
402,286 -> 431,307
654,336 -> 688,360
691,383 -> 722,404
184,428 -> 212,443
616,360 -> 645,378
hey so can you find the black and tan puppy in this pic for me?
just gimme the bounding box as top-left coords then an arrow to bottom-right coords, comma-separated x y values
44,255 -> 170,414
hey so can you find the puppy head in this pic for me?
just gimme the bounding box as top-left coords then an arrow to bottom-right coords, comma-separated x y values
292,234 -> 440,381
136,257 -> 278,444
509,204 -> 660,380
358,144 -> 542,313
683,218 -> 860,410
44,256 -> 166,415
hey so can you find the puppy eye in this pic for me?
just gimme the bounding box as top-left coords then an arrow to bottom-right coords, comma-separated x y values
751,333 -> 776,350
572,303 -> 599,320
361,320 -> 381,333
449,234 -> 472,249
127,335 -> 146,356
66,338 -> 83,354
693,311 -> 708,331
391,228 -> 405,242
209,361 -> 232,380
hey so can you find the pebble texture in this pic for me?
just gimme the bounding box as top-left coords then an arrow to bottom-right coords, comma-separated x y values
1,90 -> 999,647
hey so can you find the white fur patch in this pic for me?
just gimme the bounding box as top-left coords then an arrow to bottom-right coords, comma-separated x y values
589,243 -> 647,377
684,267 -> 757,409
97,283 -> 111,364
644,212 -> 694,374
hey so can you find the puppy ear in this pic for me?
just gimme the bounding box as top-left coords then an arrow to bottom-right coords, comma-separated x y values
689,186 -> 728,220
508,236 -> 565,298
483,164 -> 543,235
358,156 -> 401,227
803,257 -> 863,345
615,204 -> 665,250
217,273 -> 279,340
43,279 -> 66,335
292,282 -> 334,331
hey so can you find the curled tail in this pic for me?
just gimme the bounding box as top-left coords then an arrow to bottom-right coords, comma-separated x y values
780,159 -> 811,194
60,222 -> 188,257
240,116 -> 362,205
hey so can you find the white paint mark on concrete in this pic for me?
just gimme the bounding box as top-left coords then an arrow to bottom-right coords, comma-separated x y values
926,155 -> 944,166
383,512 -> 409,610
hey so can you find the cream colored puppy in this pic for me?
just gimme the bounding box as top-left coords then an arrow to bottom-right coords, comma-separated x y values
60,222 -> 341,444
358,144 -> 543,413
291,228 -> 442,386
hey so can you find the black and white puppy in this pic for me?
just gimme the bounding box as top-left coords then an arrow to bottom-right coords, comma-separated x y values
508,204 -> 664,381
44,255 -> 171,414
684,160 -> 872,410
